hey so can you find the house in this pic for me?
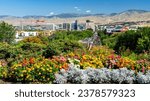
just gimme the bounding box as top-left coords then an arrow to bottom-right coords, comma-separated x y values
16,31 -> 38,39
113,25 -> 129,32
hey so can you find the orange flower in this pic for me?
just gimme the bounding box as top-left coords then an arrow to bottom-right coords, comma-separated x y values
131,66 -> 135,70
22,58 -> 28,67
62,63 -> 68,70
29,57 -> 35,64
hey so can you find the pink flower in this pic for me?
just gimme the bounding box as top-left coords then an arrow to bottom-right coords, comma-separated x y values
59,56 -> 66,62
142,66 -> 145,73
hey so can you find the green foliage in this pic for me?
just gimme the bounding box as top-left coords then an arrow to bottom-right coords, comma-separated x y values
21,36 -> 43,44
43,46 -> 59,58
103,36 -> 117,49
0,21 -> 16,44
42,39 -> 84,59
48,39 -> 84,54
0,42 -> 46,66
136,27 -> 150,52
0,43 -> 16,59
114,30 -> 141,53
21,42 -> 45,52
98,30 -> 109,43
37,35 -> 49,45
0,66 -> 8,79
113,27 -> 150,54
98,27 -> 150,60
98,30 -> 118,49
47,30 -> 88,55
49,30 -> 93,41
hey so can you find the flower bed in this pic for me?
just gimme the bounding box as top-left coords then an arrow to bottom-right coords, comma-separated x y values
1,46 -> 150,84
8,56 -> 68,83
54,64 -> 150,84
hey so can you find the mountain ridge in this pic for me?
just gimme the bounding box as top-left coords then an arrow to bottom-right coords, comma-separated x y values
1,9 -> 150,25
0,9 -> 149,19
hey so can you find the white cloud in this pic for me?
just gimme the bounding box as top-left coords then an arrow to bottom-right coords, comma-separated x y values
49,12 -> 54,15
74,7 -> 78,9
74,6 -> 81,11
86,10 -> 91,13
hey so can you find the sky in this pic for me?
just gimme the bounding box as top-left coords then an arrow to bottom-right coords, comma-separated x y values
0,0 -> 150,16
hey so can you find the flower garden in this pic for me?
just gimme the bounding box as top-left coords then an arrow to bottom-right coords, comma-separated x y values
1,28 -> 150,84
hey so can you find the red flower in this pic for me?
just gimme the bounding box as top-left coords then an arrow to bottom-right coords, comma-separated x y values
22,58 -> 28,67
108,54 -> 115,59
142,66 -> 145,73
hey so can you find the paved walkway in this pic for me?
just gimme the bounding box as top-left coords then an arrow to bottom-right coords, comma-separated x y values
79,31 -> 101,50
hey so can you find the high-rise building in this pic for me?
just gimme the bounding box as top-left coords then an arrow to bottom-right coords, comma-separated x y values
74,20 -> 78,30
62,23 -> 71,30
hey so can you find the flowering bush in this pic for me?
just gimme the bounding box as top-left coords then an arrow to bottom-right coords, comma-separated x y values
135,59 -> 150,74
0,66 -> 8,79
65,46 -> 150,73
9,56 -> 68,83
106,54 -> 135,69
106,54 -> 150,73
66,46 -> 112,69
80,55 -> 104,69
0,60 -> 8,79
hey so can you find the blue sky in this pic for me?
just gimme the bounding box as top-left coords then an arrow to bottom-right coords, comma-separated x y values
0,0 -> 150,16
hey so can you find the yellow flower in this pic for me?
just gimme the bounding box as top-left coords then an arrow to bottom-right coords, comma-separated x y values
20,74 -> 23,77
69,52 -> 75,57
49,70 -> 52,72
27,68 -> 31,72
26,75 -> 30,79
22,70 -> 27,73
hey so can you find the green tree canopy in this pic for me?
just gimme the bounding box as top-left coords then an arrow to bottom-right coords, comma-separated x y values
0,21 -> 16,44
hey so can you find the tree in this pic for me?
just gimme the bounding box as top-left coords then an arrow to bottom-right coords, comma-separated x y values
0,21 -> 16,44
86,20 -> 91,23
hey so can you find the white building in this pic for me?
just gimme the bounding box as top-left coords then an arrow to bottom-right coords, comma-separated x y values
16,31 -> 38,39
86,21 -> 95,31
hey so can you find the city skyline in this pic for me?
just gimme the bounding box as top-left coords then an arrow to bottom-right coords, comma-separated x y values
0,0 -> 150,16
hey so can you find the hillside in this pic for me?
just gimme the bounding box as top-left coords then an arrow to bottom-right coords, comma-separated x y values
0,9 -> 150,25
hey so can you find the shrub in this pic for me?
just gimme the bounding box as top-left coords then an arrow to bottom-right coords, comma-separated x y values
0,43 -> 17,59
103,37 -> 117,49
49,30 -> 93,41
0,67 -> 8,79
66,46 -> 114,69
136,27 -> 150,53
54,64 -> 136,84
54,64 -> 85,84
136,71 -> 150,84
48,39 -> 84,54
21,36 -> 43,44
9,57 -> 60,83
42,46 -> 59,58
113,27 -> 150,53
114,30 -> 141,53
0,21 -> 16,44
111,68 -> 135,84
21,42 -> 45,52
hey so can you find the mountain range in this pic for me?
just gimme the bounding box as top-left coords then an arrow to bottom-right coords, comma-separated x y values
0,9 -> 150,25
